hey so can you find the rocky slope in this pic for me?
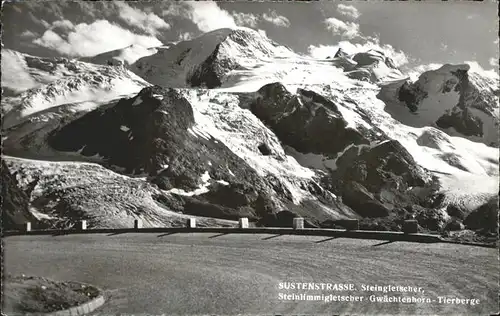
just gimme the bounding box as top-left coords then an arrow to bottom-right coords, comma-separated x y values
3,156 -> 238,229
45,86 -> 356,226
1,160 -> 38,230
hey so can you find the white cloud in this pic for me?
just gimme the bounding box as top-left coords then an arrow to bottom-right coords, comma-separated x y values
407,63 -> 444,81
307,44 -> 339,59
324,17 -> 360,39
262,10 -> 290,27
33,20 -> 163,57
307,39 -> 409,68
162,3 -> 191,17
233,12 -> 259,28
336,4 -> 361,20
33,30 -> 67,51
184,2 -> 237,32
115,2 -> 170,35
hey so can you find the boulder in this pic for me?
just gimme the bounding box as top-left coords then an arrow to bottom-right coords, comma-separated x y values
463,197 -> 499,233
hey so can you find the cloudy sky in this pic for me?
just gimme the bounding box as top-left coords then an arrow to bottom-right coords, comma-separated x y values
2,1 -> 498,73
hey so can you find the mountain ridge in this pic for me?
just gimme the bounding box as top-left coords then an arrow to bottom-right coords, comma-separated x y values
1,27 -> 498,233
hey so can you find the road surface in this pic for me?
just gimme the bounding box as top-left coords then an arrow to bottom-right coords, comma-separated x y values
3,233 -> 498,315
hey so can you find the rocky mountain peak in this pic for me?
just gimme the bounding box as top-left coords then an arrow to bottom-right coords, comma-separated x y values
379,63 -> 499,146
334,48 -> 348,58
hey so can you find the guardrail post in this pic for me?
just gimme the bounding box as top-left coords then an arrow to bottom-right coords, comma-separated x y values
239,217 -> 249,228
403,220 -> 418,234
77,220 -> 87,230
24,222 -> 32,232
186,218 -> 196,228
134,219 -> 143,229
293,217 -> 304,229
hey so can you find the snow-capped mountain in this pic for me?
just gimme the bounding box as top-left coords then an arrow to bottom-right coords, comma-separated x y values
1,27 -> 498,233
2,49 -> 150,129
131,27 -> 298,88
131,27 -> 404,90
1,49 -> 151,158
379,63 -> 500,146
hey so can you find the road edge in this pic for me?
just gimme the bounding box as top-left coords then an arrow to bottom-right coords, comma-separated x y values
25,287 -> 105,316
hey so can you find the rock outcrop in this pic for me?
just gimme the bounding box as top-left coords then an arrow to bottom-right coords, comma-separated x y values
1,160 -> 38,230
251,83 -> 369,156
323,140 -> 436,219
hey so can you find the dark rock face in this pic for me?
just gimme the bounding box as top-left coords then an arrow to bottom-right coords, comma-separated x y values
464,197 -> 499,233
49,86 -> 196,179
345,69 -> 373,82
352,52 -> 382,67
385,66 -> 498,146
446,204 -> 466,220
47,86 -> 311,223
188,44 -> 239,88
334,48 -> 348,58
251,83 -> 368,156
258,143 -> 273,156
324,140 -> 436,219
403,204 -> 447,231
397,80 -> 428,112
341,181 -> 390,218
178,182 -> 279,220
182,198 -> 258,221
331,140 -> 431,193
1,160 -> 38,229
249,83 -> 435,222
436,107 -> 483,137
414,207 -> 446,231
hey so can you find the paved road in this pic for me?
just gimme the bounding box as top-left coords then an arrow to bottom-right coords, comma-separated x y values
3,233 -> 498,315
